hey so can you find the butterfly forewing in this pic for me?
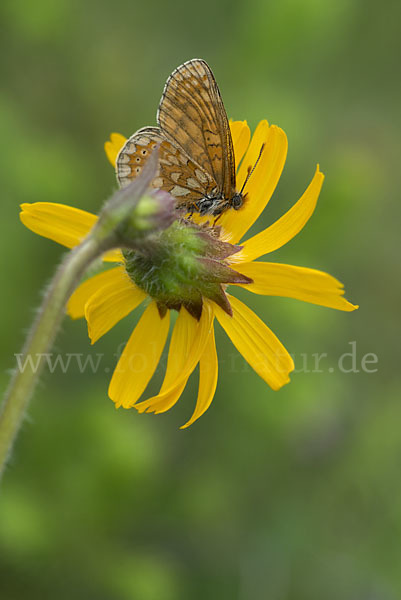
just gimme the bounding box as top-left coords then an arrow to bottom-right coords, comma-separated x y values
116,126 -> 217,210
157,59 -> 236,200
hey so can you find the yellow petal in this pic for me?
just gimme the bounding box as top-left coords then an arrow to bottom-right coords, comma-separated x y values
142,379 -> 189,417
104,132 -> 127,167
220,122 -> 288,244
180,327 -> 218,429
20,202 -> 123,262
102,248 -> 124,262
108,302 -> 170,408
67,266 -> 126,319
235,262 -> 359,311
229,120 -> 251,168
20,202 -> 96,248
134,309 -> 195,414
236,165 -> 324,263
135,302 -> 214,414
214,294 -> 294,390
85,270 -> 147,343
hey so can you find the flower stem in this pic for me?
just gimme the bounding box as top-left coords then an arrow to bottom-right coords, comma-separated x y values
0,236 -> 103,479
0,150 -> 173,482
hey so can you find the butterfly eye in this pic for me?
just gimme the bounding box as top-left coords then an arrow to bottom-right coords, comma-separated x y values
232,194 -> 243,210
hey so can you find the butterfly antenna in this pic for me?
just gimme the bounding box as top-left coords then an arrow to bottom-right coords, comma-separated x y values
239,143 -> 265,195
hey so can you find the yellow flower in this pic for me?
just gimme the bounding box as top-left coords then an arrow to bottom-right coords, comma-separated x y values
21,121 -> 358,427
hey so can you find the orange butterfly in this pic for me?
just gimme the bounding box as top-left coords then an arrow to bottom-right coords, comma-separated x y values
116,59 -> 256,218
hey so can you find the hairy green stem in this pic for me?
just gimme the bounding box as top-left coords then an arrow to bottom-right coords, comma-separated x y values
0,236 -> 104,479
0,152 -> 172,482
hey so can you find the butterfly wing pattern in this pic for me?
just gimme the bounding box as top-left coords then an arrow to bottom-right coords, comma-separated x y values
117,125 -> 217,210
116,59 -> 243,216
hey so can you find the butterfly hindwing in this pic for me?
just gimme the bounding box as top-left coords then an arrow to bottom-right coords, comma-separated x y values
157,59 -> 236,200
116,127 -> 162,185
116,126 -> 217,210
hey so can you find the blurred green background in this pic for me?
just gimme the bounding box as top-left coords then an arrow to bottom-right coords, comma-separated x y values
1,0 -> 400,598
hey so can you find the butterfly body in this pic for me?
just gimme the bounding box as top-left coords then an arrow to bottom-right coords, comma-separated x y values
190,190 -> 243,217
116,59 -> 243,218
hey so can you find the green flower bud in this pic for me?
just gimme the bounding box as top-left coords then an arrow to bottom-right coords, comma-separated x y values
93,148 -> 175,250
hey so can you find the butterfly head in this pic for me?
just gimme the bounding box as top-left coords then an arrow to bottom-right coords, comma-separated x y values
231,192 -> 243,211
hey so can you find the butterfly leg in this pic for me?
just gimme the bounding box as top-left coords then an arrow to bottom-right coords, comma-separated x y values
184,202 -> 200,221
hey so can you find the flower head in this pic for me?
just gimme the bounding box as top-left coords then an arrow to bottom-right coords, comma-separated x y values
21,120 -> 357,427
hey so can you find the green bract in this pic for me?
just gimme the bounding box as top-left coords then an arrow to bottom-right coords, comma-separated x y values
123,220 -> 252,319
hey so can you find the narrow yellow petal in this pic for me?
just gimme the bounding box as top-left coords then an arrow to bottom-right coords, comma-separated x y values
181,328 -> 218,429
104,132 -> 127,167
220,123 -> 288,244
108,302 -> 170,408
85,270 -> 147,343
214,294 -> 294,390
135,302 -> 214,414
229,120 -> 251,168
142,380 -> 189,417
67,266 -> 126,319
134,309 -> 196,414
20,202 -> 97,249
111,132 -> 128,148
236,166 -> 324,263
102,248 -> 124,262
235,262 -> 359,311
20,202 -> 123,262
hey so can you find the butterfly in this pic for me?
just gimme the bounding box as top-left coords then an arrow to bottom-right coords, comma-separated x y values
116,58 -> 249,218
